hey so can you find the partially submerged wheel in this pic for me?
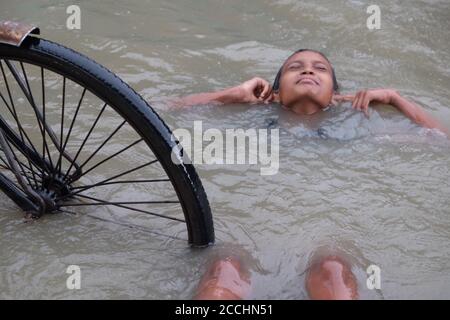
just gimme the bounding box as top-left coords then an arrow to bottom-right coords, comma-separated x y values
0,34 -> 214,247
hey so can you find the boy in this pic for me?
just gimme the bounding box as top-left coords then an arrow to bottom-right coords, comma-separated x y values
177,49 -> 448,136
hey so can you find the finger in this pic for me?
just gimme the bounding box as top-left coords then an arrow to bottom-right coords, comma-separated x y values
264,92 -> 275,104
361,90 -> 370,106
355,91 -> 367,111
351,92 -> 359,109
335,94 -> 355,102
361,100 -> 370,118
253,83 -> 263,98
357,90 -> 368,111
361,92 -> 371,117
259,83 -> 271,99
352,92 -> 362,109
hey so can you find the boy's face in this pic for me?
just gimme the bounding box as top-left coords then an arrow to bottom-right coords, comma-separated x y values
277,51 -> 335,110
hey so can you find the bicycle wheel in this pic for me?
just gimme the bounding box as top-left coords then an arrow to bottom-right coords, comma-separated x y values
0,36 -> 214,247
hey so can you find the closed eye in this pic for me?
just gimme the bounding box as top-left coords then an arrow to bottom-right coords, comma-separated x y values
287,63 -> 302,70
315,65 -> 327,71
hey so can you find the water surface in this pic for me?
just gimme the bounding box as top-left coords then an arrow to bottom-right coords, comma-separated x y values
1,0 -> 450,299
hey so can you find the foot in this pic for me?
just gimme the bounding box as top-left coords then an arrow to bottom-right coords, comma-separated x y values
194,256 -> 251,300
306,255 -> 358,300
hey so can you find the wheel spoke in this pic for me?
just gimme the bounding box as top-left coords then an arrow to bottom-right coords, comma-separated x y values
56,208 -> 78,215
0,153 -> 12,170
0,143 -> 46,181
79,138 -> 143,179
0,91 -> 53,174
7,61 -> 55,168
0,61 -> 36,154
0,150 -> 42,191
61,194 -> 184,222
74,212 -> 187,241
62,103 -> 107,181
62,160 -> 159,199
57,77 -> 66,173
56,87 -> 86,175
0,61 -> 50,177
70,178 -> 170,189
6,60 -> 82,174
68,120 -> 126,182
2,131 -> 37,189
7,154 -> 44,181
40,67 -> 49,179
62,200 -> 179,206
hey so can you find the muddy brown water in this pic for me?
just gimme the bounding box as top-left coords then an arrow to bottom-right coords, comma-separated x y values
1,0 -> 449,299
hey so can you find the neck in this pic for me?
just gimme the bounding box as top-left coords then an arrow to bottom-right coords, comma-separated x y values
289,100 -> 322,115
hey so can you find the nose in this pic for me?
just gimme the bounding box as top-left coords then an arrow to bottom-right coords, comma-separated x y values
301,68 -> 314,75
300,62 -> 315,75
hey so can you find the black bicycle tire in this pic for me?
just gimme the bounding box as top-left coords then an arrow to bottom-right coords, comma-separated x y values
0,37 -> 214,247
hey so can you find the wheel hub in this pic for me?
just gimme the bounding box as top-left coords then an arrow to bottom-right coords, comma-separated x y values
38,174 -> 72,213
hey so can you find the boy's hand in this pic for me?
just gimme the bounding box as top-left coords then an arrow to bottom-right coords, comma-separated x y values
334,89 -> 398,117
237,77 -> 273,104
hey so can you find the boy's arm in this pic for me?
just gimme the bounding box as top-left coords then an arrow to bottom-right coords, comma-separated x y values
171,77 -> 273,107
389,91 -> 449,135
176,87 -> 245,106
335,89 -> 449,136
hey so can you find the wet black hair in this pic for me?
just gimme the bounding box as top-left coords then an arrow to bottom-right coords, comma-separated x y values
272,49 -> 339,92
